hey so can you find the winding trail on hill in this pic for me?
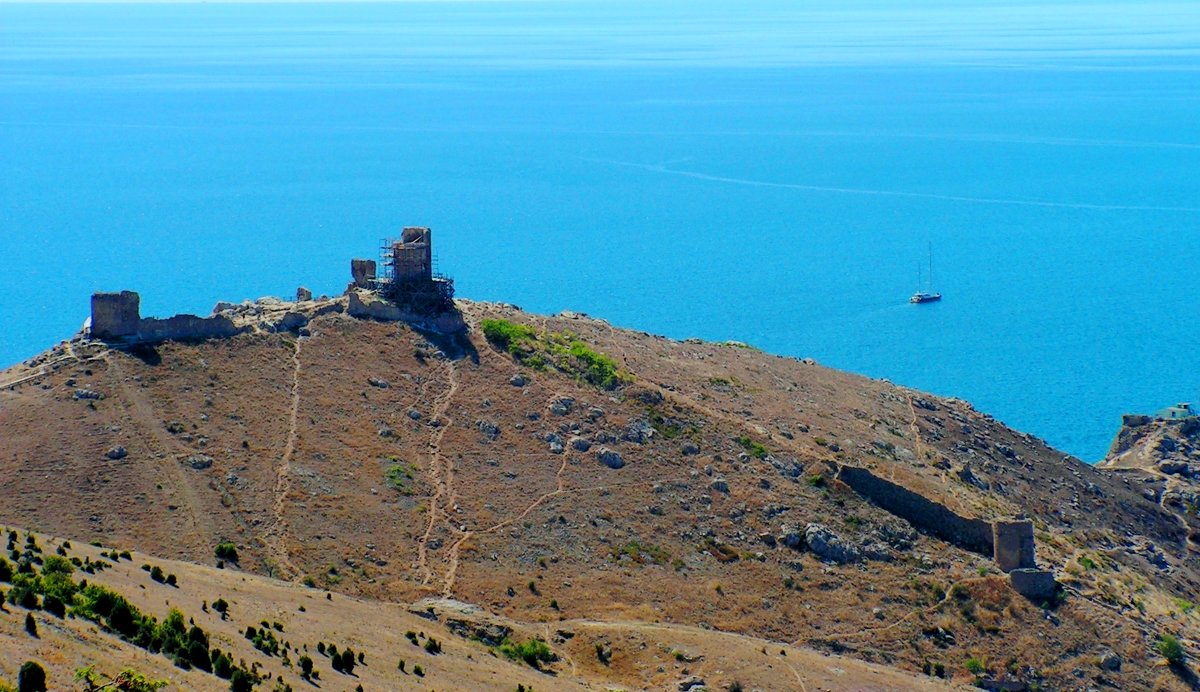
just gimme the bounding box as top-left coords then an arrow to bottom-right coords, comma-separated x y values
266,335 -> 304,580
102,351 -> 210,553
417,356 -> 461,587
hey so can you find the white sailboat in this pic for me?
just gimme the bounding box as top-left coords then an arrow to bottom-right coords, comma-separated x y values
910,243 -> 942,304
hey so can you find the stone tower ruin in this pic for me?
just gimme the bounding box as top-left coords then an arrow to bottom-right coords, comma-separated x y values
348,226 -> 455,316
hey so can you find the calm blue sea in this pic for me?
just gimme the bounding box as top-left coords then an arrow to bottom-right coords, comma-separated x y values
2,1 -> 1198,462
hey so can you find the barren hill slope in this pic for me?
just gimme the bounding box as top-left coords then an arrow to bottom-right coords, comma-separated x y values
2,299 -> 1198,690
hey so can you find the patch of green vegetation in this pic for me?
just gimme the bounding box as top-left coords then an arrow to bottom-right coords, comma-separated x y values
385,461 -> 416,494
611,541 -> 670,566
736,436 -> 769,459
1158,634 -> 1185,665
1077,555 -> 1098,571
498,637 -> 556,669
964,656 -> 986,675
1173,597 -> 1196,615
481,319 -> 629,389
214,542 -> 239,563
647,406 -> 694,440
481,319 -> 539,356
805,474 -> 826,489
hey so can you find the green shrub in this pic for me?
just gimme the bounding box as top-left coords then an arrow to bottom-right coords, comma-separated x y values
568,341 -> 622,389
17,662 -> 46,692
498,637 -> 556,669
214,543 -> 238,563
413,664 -> 424,677
1158,634 -> 1185,666
736,436 -> 769,459
964,657 -> 986,675
424,637 -> 442,654
481,319 -> 537,355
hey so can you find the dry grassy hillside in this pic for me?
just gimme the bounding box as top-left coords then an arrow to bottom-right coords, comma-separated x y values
1,299 -> 1197,690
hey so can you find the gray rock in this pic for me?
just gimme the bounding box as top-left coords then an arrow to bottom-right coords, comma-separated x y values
549,397 -> 574,416
804,523 -> 862,564
368,377 -> 390,389
570,436 -> 592,452
105,446 -> 128,460
596,447 -> 625,469
709,477 -> 730,494
622,420 -> 655,443
678,676 -> 706,691
1098,650 -> 1121,672
74,389 -> 104,401
296,286 -> 312,302
185,454 -> 214,470
509,374 -> 526,387
682,442 -> 700,456
778,524 -> 805,550
476,419 -> 501,441
549,440 -> 565,455
1157,459 -> 1189,475
408,409 -> 422,421
587,407 -> 605,421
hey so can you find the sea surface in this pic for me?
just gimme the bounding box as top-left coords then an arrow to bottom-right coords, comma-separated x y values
2,1 -> 1198,462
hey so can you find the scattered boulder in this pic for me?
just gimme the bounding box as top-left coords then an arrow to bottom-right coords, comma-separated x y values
804,523 -> 862,564
622,419 -> 655,444
509,374 -> 526,387
105,446 -> 128,460
778,524 -> 805,550
549,397 -> 574,416
596,448 -> 625,469
678,676 -> 706,692
570,436 -> 592,452
185,454 -> 214,470
709,477 -> 730,494
74,389 -> 104,401
1098,650 -> 1122,672
296,286 -> 312,302
368,377 -> 390,389
407,409 -> 422,421
682,442 -> 700,456
476,419 -> 501,441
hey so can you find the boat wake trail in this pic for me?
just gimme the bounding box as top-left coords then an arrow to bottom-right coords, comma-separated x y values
588,158 -> 1200,213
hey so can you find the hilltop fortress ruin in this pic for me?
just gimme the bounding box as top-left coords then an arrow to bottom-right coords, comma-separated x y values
87,226 -> 465,345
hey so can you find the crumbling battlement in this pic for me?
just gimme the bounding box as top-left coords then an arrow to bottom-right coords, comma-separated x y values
837,465 -> 995,556
90,291 -> 141,341
838,465 -> 1056,599
89,291 -> 247,345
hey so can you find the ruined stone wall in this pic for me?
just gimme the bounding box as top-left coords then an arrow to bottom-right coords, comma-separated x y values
137,314 -> 243,343
350,259 -> 377,288
837,465 -> 995,556
992,519 -> 1036,572
90,291 -> 141,341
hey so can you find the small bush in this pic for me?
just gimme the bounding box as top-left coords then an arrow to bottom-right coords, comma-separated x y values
964,657 -> 986,675
214,543 -> 239,563
736,436 -> 769,459
481,319 -> 538,355
24,613 -> 36,636
1158,634 -> 1185,666
499,637 -> 556,669
17,661 -> 46,692
424,637 -> 442,654
413,664 -> 424,677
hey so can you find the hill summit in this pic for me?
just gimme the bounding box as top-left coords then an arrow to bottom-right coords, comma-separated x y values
1,240 -> 1197,690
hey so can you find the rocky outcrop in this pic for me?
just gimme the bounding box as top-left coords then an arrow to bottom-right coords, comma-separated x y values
1101,414 -> 1200,476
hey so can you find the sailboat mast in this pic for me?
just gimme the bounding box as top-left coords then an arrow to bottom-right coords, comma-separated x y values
928,242 -> 933,291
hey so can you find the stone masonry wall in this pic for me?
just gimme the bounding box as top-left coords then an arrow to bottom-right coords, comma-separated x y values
90,291 -> 141,341
837,465 -> 995,557
992,519 -> 1036,572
